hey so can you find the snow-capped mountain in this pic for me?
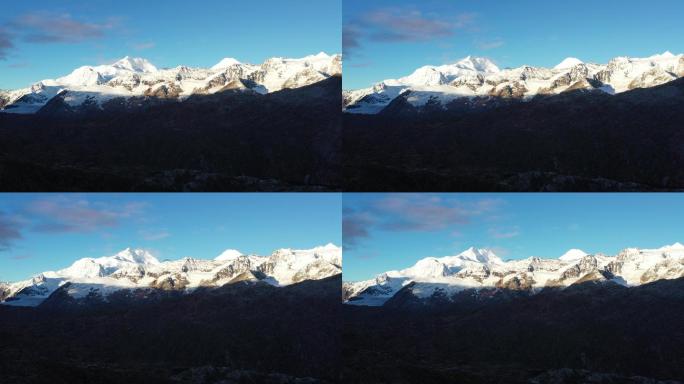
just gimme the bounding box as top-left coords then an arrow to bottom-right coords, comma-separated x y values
0,52 -> 341,114
1,243 -> 341,307
344,243 -> 684,306
343,52 -> 684,114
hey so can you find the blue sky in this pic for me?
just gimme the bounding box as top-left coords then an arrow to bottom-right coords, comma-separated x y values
344,0 -> 684,89
0,193 -> 341,282
343,193 -> 684,281
0,0 -> 341,89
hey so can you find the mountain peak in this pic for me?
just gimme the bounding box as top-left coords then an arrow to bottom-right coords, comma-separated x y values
214,249 -> 244,261
455,246 -> 502,264
554,57 -> 584,70
306,52 -> 332,59
111,56 -> 158,73
112,248 -> 160,265
559,248 -> 589,261
650,51 -> 675,60
211,57 -> 242,70
659,242 -> 684,251
455,56 -> 500,73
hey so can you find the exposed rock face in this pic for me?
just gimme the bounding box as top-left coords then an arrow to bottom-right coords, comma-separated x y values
144,83 -> 182,98
0,282 -> 10,301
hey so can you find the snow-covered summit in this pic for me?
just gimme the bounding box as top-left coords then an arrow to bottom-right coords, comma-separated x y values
345,243 -> 684,306
112,56 -> 159,73
214,249 -> 244,261
211,57 -> 242,70
455,56 -> 501,73
554,57 -> 584,70
1,244 -> 341,307
559,248 -> 589,262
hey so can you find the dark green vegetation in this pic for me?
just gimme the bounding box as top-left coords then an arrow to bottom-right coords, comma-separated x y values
0,276 -> 341,384
0,76 -> 341,192
344,78 -> 684,191
343,278 -> 684,384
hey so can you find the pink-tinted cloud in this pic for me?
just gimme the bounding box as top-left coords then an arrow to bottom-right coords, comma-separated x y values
15,12 -> 118,43
26,197 -> 146,234
344,7 -> 478,58
9,254 -> 32,260
477,39 -> 505,50
343,194 -> 503,249
132,41 -> 155,51
488,226 -> 520,239
138,229 -> 170,241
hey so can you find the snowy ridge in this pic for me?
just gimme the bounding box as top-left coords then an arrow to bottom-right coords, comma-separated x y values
343,52 -> 684,114
1,243 -> 341,307
0,52 -> 342,114
344,243 -> 684,306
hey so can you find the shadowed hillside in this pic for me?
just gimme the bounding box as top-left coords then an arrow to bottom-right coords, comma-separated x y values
0,275 -> 342,384
343,278 -> 684,383
344,78 -> 684,192
0,76 -> 341,192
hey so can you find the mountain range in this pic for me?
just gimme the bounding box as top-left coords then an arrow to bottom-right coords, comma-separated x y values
1,53 -> 341,114
343,243 -> 684,306
343,52 -> 684,114
0,244 -> 341,307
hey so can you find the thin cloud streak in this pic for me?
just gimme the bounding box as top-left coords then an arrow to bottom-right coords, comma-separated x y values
488,227 -> 521,239
477,39 -> 505,50
132,41 -> 155,50
138,229 -> 170,241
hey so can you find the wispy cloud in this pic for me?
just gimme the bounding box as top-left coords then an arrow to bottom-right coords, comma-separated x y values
0,212 -> 22,251
26,197 -> 146,234
343,194 -> 503,249
138,229 -> 170,241
476,38 -> 504,50
6,61 -> 30,68
9,254 -> 31,260
488,226 -> 520,239
344,7 -> 477,59
132,41 -> 155,51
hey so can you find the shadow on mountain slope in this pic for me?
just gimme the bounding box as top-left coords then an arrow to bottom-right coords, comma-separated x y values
344,78 -> 684,192
0,275 -> 341,384
0,76 -> 341,192
343,278 -> 684,383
